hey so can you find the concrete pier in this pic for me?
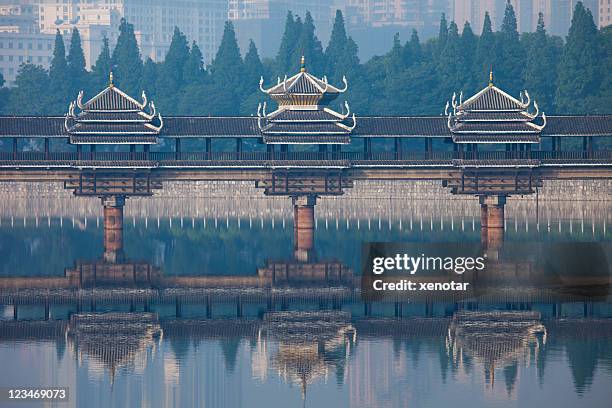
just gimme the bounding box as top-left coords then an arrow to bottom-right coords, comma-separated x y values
293,195 -> 316,262
480,195 -> 506,250
102,195 -> 126,263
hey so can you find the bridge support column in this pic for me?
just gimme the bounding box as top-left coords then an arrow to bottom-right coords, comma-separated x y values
293,195 -> 316,262
102,195 -> 126,263
479,195 -> 506,250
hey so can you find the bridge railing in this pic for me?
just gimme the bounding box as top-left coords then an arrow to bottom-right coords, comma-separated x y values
0,150 -> 610,163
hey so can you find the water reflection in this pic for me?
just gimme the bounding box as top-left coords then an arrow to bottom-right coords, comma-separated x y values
0,206 -> 611,407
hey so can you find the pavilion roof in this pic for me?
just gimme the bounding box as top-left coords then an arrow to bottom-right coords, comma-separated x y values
64,74 -> 163,144
447,74 -> 546,144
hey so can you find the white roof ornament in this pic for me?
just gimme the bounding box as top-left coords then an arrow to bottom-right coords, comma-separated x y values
447,112 -> 452,129
523,90 -> 531,109
282,75 -> 287,92
444,101 -> 449,116
256,102 -> 262,118
343,113 -> 357,131
459,91 -> 463,105
262,101 -> 267,117
339,76 -> 348,92
76,91 -> 85,110
321,76 -> 329,93
140,91 -> 147,109
259,77 -> 266,93
451,92 -> 457,110
531,112 -> 547,131
342,101 -> 351,119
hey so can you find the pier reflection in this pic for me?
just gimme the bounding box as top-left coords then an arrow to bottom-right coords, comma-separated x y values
0,226 -> 611,407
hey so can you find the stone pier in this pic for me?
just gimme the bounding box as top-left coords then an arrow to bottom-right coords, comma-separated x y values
480,195 -> 506,250
102,195 -> 126,263
293,195 -> 317,262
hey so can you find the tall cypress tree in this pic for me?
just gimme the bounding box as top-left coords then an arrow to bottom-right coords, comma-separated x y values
183,41 -> 205,86
475,12 -> 496,85
156,27 -> 190,110
523,13 -> 557,111
325,10 -> 348,79
49,29 -> 69,110
141,58 -> 157,97
438,13 -> 449,53
438,22 -> 462,93
496,2 -> 525,95
67,28 -> 87,96
276,11 -> 299,73
556,2 -> 601,113
210,21 -> 243,110
407,29 -> 421,63
290,12 -> 325,74
240,39 -> 265,114
91,37 -> 111,92
111,18 -> 143,95
461,22 -> 477,91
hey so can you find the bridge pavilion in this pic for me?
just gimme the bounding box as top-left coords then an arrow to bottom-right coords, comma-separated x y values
0,63 -> 611,254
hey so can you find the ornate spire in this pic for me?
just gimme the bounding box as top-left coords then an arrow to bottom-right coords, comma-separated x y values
109,71 -> 114,88
300,55 -> 306,72
489,68 -> 493,87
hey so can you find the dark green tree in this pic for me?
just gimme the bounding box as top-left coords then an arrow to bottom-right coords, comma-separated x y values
406,29 -> 422,64
67,28 -> 87,95
141,58 -> 158,97
9,64 -> 51,115
183,42 -> 205,86
438,21 -> 463,94
290,12 -> 325,74
523,13 -> 557,111
90,37 -> 112,92
475,12 -> 496,85
276,11 -> 300,73
156,27 -> 190,110
593,26 -> 612,113
556,2 -> 602,113
210,21 -> 243,84
461,22 -> 478,91
111,18 -> 143,95
48,29 -> 69,110
438,13 -> 449,52
495,1 -> 525,94
209,21 -> 244,112
325,10 -> 348,79
240,40 -> 265,114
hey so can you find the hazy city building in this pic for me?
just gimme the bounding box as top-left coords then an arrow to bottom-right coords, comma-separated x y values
0,0 -> 228,86
452,0 -> 599,36
0,1 -> 53,85
600,0 -> 612,27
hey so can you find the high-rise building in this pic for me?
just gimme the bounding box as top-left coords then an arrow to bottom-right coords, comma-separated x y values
0,2 -> 54,85
452,0 -> 599,36
38,0 -> 228,68
600,0 -> 612,28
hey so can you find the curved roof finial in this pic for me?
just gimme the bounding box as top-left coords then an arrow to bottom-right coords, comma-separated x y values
300,55 -> 306,72
109,71 -> 114,88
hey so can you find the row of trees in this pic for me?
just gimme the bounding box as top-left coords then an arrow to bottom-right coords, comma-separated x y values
0,2 -> 610,116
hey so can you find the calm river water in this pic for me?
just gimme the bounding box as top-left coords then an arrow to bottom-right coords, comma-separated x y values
0,189 -> 611,408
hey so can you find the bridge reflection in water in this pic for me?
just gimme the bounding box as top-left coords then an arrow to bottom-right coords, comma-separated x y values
0,227 -> 611,407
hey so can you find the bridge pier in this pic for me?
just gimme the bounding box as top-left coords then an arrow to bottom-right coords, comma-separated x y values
480,195 -> 506,250
102,195 -> 126,263
293,195 -> 316,262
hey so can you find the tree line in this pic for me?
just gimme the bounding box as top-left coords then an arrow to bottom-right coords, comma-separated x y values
0,1 -> 610,117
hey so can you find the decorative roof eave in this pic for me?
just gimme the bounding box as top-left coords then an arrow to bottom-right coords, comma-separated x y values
259,72 -> 348,96
77,87 -> 148,113
456,85 -> 530,112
